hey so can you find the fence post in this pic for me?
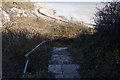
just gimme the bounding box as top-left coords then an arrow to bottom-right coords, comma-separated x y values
22,57 -> 29,78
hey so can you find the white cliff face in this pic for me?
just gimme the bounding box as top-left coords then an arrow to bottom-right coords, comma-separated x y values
0,8 -> 10,27
9,7 -> 19,15
9,7 -> 30,17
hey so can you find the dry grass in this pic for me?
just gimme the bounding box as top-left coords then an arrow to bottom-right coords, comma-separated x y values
2,2 -> 92,78
2,14 -> 90,78
2,1 -> 35,10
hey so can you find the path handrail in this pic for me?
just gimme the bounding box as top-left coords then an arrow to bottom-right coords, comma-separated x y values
22,40 -> 50,78
25,40 -> 49,57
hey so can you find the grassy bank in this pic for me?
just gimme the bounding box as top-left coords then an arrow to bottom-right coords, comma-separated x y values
2,1 -> 95,78
2,25 -> 53,78
2,11 -> 89,78
2,1 -> 120,79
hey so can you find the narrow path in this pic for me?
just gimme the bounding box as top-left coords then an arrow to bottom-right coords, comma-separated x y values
48,47 -> 80,79
38,8 -> 69,23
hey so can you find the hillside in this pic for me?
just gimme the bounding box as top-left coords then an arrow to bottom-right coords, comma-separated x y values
1,1 -> 119,79
2,1 -> 92,78
1,1 -> 92,38
2,1 -> 35,10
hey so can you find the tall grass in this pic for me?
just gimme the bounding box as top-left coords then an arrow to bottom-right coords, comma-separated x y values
2,1 -> 119,79
2,12 -> 89,78
2,2 -> 92,78
2,30 -> 52,78
2,15 -> 51,78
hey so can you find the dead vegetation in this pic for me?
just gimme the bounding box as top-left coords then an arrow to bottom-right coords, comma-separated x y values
2,2 -> 92,78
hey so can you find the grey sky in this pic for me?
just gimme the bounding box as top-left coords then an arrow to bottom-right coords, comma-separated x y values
29,0 -> 109,24
45,2 -> 105,24
30,0 -> 113,2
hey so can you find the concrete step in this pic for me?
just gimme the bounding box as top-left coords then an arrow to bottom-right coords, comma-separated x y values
50,54 -> 72,64
48,64 -> 80,78
48,47 -> 80,79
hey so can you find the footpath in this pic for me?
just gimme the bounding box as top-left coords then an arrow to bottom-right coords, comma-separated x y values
48,47 -> 80,79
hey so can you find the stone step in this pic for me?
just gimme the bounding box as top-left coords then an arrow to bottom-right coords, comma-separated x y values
53,47 -> 68,51
48,64 -> 62,74
50,54 -> 72,64
48,64 -> 80,74
49,60 -> 72,64
48,64 -> 80,78
48,47 -> 80,79
54,73 -> 80,78
62,64 -> 79,74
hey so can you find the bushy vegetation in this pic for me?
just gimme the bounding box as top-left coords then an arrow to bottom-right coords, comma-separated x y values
94,1 -> 120,48
69,1 -> 120,79
4,1 -> 120,79
2,19 -> 53,78
2,2 -> 89,78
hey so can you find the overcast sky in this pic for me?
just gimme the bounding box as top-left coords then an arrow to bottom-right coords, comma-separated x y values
30,0 -> 113,2
29,0 -> 111,24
